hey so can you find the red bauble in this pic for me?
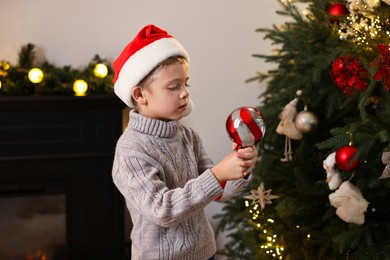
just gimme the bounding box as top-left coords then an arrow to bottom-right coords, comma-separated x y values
335,145 -> 359,171
226,106 -> 266,148
327,3 -> 349,22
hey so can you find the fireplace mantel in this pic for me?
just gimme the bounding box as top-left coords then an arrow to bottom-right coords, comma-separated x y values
0,95 -> 126,259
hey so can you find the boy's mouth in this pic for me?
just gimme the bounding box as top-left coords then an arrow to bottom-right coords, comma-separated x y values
178,104 -> 187,110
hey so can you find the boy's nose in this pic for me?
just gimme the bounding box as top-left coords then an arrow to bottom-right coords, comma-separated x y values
180,86 -> 189,99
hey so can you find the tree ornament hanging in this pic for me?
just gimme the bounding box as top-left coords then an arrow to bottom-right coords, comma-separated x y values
336,146 -> 359,171
323,152 -> 343,190
243,182 -> 279,210
327,2 -> 349,22
277,90 -> 319,161
276,90 -> 303,162
328,181 -> 368,225
335,132 -> 359,172
328,133 -> 367,225
295,108 -> 318,133
276,91 -> 303,140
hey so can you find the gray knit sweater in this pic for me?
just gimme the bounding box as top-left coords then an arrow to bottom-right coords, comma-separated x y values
112,109 -> 250,260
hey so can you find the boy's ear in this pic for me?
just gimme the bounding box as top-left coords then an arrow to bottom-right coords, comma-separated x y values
131,86 -> 147,105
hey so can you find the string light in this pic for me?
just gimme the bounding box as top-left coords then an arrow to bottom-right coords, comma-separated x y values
93,63 -> 108,78
73,79 -> 88,96
245,201 -> 285,258
28,68 -> 44,83
245,199 -> 314,259
0,61 -> 10,77
337,1 -> 389,46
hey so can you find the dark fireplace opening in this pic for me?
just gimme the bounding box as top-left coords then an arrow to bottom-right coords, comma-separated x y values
0,178 -> 67,260
0,95 -> 126,260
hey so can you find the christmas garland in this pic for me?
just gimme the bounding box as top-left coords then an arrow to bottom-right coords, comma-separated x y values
0,43 -> 114,96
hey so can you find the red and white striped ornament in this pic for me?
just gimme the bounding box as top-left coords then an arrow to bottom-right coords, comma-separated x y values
226,106 -> 266,148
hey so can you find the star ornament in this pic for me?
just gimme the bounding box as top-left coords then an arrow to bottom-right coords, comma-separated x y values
244,182 -> 280,210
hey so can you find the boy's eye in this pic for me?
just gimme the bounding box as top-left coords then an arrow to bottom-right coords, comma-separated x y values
168,82 -> 189,90
168,84 -> 180,90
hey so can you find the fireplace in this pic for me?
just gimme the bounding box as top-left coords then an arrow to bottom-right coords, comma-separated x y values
0,95 -> 126,259
0,193 -> 67,259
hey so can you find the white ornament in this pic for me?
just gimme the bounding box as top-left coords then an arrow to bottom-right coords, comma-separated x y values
329,181 -> 369,225
276,90 -> 303,162
323,152 -> 343,190
244,182 -> 279,210
276,97 -> 303,140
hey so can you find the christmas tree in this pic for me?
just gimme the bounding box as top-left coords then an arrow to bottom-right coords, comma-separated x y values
215,0 -> 390,259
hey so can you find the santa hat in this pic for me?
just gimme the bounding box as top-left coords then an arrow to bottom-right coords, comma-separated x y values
113,24 -> 190,108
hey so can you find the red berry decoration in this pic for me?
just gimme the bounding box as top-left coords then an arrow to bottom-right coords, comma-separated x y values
335,145 -> 359,171
327,3 -> 349,22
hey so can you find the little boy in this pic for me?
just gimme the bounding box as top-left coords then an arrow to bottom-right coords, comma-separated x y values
112,24 -> 258,260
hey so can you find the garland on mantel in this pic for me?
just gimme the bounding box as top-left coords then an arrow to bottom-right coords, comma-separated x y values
0,43 -> 114,96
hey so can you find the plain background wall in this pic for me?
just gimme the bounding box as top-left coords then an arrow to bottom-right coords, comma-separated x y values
1,0 -> 286,257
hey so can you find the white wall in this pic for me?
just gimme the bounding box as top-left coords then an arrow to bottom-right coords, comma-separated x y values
1,0 -> 285,257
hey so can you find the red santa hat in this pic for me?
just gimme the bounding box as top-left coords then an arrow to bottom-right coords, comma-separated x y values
113,24 -> 190,108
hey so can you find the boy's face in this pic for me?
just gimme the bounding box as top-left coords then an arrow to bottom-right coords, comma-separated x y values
138,61 -> 190,121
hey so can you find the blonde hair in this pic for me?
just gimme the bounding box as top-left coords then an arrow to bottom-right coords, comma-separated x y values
138,56 -> 187,87
132,56 -> 188,105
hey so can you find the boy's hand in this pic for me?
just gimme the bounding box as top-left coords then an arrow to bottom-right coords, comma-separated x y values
235,145 -> 258,175
211,144 -> 258,183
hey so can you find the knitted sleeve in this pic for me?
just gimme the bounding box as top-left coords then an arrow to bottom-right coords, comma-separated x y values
189,128 -> 252,203
216,177 -> 251,202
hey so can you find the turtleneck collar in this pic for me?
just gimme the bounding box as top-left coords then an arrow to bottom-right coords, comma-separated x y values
128,109 -> 181,138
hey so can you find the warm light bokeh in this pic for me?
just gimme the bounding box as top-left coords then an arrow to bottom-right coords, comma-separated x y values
93,63 -> 108,78
28,68 -> 44,83
73,79 -> 88,96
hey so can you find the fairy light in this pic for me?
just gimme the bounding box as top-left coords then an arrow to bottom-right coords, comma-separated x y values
93,63 -> 108,78
245,197 -> 284,258
0,61 -> 10,77
28,68 -> 44,83
338,1 -> 387,46
73,79 -> 88,96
